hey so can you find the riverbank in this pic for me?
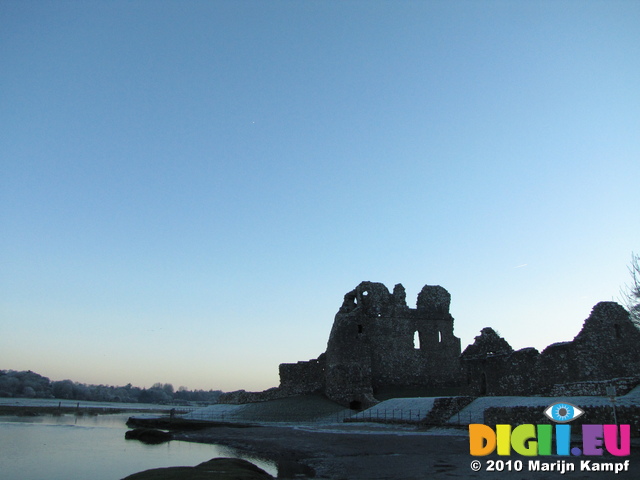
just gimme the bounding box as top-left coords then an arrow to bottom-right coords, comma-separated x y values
123,392 -> 640,479
0,405 -> 167,417
0,398 -> 187,417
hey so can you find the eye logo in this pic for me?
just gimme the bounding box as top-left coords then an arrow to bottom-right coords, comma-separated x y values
544,402 -> 584,423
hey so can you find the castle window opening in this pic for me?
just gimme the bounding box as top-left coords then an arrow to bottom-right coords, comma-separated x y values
438,330 -> 442,343
358,324 -> 363,334
413,330 -> 420,350
615,324 -> 621,339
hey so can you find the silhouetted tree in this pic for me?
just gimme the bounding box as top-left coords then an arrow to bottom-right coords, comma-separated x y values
0,370 -> 52,398
0,370 -> 223,404
163,383 -> 174,395
52,380 -> 75,399
620,252 -> 640,326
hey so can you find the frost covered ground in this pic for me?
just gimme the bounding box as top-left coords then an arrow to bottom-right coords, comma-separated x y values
182,395 -> 352,424
348,397 -> 436,422
448,385 -> 640,424
181,386 -> 640,433
182,402 -> 248,421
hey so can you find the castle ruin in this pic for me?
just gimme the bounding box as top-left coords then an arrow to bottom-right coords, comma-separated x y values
220,281 -> 640,407
461,301 -> 640,396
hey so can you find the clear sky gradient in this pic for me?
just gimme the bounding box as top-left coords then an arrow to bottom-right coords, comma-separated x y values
2,1 -> 639,392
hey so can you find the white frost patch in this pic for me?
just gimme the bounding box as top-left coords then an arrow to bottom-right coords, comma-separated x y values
182,386 -> 640,429
292,422 -> 442,435
449,387 -> 640,425
182,403 -> 249,421
350,397 -> 437,422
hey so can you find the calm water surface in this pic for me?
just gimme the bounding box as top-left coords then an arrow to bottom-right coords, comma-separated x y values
0,413 -> 276,480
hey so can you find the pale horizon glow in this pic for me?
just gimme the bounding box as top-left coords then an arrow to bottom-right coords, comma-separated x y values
1,1 -> 639,392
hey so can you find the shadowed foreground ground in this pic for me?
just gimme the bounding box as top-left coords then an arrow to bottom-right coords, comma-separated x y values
122,457 -> 274,480
162,424 -> 639,479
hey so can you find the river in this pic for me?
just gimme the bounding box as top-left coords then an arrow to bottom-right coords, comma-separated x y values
0,404 -> 276,480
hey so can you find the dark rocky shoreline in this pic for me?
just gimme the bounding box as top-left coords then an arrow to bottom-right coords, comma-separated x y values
121,457 -> 275,480
170,424 -> 639,480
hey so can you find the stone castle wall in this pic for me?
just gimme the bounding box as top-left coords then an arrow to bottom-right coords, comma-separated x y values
323,282 -> 462,407
461,302 -> 640,396
219,283 -> 640,407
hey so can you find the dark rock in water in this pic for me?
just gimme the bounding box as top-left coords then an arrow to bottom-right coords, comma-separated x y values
125,428 -> 172,444
121,457 -> 274,480
126,415 -> 226,430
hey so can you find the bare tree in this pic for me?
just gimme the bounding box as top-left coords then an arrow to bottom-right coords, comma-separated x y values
620,253 -> 640,326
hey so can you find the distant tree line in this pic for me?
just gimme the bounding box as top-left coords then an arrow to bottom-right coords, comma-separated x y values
0,370 -> 223,404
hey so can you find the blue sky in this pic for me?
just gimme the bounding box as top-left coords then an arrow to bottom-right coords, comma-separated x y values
1,1 -> 639,392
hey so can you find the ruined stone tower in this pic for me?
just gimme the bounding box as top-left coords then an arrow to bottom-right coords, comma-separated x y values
273,282 -> 463,408
219,282 -> 639,407
323,281 -> 462,407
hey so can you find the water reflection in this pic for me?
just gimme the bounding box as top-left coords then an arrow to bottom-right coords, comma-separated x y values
0,414 -> 277,480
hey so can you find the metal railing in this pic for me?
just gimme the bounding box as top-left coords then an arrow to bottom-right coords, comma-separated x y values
346,408 -> 424,423
178,407 -> 355,424
179,407 -> 440,425
177,406 -> 475,426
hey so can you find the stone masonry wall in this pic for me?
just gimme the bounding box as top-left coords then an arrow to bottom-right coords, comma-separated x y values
461,302 -> 640,396
484,405 -> 640,437
278,354 -> 326,395
324,282 -> 462,407
218,284 -> 639,408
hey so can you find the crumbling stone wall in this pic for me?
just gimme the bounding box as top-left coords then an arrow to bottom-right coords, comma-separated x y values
461,302 -> 640,396
219,285 -> 640,407
324,282 -> 462,407
421,396 -> 476,426
218,387 -> 290,404
219,282 -> 463,408
550,376 -> 640,396
484,405 -> 640,437
279,354 -> 326,395
460,328 -> 539,396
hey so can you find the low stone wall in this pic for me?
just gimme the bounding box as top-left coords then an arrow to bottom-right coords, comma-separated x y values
422,396 -> 476,426
549,376 -> 640,396
218,388 -> 291,404
279,356 -> 325,395
484,405 -> 640,437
